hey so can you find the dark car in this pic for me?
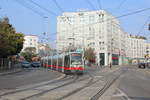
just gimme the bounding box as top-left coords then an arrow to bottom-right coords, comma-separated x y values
138,62 -> 146,69
21,61 -> 31,68
31,61 -> 41,67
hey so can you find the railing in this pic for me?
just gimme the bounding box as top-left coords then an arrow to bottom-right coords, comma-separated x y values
0,58 -> 18,72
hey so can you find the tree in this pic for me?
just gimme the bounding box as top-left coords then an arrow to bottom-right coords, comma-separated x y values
21,47 -> 37,62
84,47 -> 96,63
20,52 -> 37,62
0,17 -> 24,58
24,47 -> 36,53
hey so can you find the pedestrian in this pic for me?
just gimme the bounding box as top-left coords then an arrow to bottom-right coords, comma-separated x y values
110,62 -> 112,69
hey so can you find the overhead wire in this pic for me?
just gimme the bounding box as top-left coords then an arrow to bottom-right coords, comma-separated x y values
48,7 -> 150,47
97,0 -> 102,10
137,15 -> 150,36
52,0 -> 64,13
27,0 -> 57,16
26,0 -> 57,43
116,0 -> 127,9
15,0 -> 46,17
86,0 -> 96,10
15,0 -> 50,44
51,7 -> 150,36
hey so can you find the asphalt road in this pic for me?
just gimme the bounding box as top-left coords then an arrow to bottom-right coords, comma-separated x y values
1,65 -> 150,100
0,68 -> 63,90
118,66 -> 150,100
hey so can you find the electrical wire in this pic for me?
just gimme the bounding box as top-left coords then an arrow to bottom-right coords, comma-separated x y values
97,0 -> 102,10
50,7 -> 150,47
15,0 -> 50,44
137,15 -> 150,36
116,0 -> 127,9
52,7 -> 150,36
27,0 -> 57,16
86,0 -> 96,10
15,0 -> 46,17
52,0 -> 64,13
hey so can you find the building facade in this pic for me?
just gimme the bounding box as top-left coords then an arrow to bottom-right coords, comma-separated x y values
125,35 -> 146,59
22,35 -> 39,53
124,34 -> 146,63
57,10 -> 126,65
146,43 -> 150,58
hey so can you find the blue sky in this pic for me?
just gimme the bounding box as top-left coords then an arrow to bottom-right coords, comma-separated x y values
0,0 -> 150,48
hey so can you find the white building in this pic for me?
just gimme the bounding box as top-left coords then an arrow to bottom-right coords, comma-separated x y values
125,35 -> 146,59
146,43 -> 150,57
57,10 -> 125,65
146,43 -> 150,62
124,34 -> 146,64
22,35 -> 39,53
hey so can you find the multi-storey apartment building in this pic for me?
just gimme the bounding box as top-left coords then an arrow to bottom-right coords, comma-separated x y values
22,35 -> 39,53
146,43 -> 150,61
125,34 -> 146,60
57,10 -> 125,65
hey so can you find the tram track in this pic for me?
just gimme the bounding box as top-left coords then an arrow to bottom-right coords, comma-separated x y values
90,69 -> 126,100
54,68 -> 124,100
54,69 -> 122,100
20,73 -> 93,100
1,67 -> 125,100
20,75 -> 80,100
55,73 -> 94,100
0,74 -> 74,99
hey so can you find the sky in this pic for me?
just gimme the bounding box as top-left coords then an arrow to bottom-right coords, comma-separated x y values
0,0 -> 150,48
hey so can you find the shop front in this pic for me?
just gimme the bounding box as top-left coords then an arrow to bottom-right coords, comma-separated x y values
112,54 -> 119,65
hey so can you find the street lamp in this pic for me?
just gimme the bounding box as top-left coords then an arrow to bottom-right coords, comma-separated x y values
68,37 -> 75,52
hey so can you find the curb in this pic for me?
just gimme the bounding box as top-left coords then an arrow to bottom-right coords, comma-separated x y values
0,69 -> 23,76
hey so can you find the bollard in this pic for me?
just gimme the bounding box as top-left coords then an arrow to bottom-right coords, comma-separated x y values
1,59 -> 3,70
8,61 -> 11,69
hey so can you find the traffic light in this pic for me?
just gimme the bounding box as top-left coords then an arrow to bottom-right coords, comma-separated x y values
149,24 -> 150,30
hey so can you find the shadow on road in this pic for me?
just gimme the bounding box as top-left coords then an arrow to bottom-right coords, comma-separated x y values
129,96 -> 150,100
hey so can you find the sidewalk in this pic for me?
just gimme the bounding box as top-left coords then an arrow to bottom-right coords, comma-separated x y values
0,63 -> 23,75
88,64 -> 123,73
0,68 -> 22,76
139,67 -> 150,76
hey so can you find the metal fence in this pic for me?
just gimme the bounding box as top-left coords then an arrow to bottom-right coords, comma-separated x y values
0,58 -> 18,72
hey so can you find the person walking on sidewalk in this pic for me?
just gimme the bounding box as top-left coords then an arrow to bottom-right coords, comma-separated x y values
110,62 -> 112,69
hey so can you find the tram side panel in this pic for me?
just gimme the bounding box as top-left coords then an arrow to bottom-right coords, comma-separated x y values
48,58 -> 51,69
53,58 -> 57,70
64,55 -> 71,74
58,57 -> 63,72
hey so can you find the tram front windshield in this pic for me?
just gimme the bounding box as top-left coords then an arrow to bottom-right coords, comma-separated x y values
71,53 -> 82,64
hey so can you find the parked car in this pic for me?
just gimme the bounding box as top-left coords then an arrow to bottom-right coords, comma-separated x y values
138,62 -> 146,69
21,61 -> 31,68
31,61 -> 41,67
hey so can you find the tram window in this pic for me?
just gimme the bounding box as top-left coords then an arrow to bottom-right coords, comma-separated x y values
53,58 -> 57,66
48,59 -> 51,66
64,55 -> 70,67
58,58 -> 63,66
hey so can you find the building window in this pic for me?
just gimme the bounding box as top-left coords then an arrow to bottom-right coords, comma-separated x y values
68,16 -> 74,24
80,16 -> 84,24
30,43 -> 32,45
89,27 -> 95,39
89,16 -> 95,23
98,14 -> 104,22
30,39 -> 32,41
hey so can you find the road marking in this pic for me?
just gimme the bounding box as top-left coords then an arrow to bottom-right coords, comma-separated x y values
112,88 -> 131,100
